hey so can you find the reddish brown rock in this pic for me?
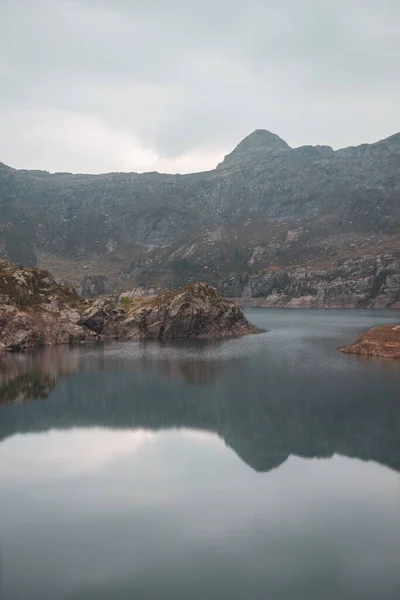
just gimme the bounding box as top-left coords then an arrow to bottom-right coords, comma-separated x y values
339,324 -> 400,359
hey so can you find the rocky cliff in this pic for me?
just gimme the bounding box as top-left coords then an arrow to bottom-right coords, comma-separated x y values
1,129 -> 400,300
0,262 -> 257,351
225,254 -> 400,308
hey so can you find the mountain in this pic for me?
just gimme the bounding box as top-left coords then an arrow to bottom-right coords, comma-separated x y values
217,129 -> 291,169
1,130 -> 400,305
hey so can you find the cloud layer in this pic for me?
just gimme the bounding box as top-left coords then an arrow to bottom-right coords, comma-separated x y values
1,0 -> 399,173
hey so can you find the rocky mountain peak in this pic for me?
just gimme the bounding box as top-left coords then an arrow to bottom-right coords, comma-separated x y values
217,129 -> 291,169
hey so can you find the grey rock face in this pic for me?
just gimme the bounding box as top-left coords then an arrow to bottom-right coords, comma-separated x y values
216,129 -> 291,169
72,275 -> 113,298
223,255 -> 400,308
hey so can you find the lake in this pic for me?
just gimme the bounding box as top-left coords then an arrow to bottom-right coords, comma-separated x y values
1,309 -> 400,600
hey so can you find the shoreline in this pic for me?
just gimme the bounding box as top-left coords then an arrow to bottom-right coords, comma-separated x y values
229,298 -> 400,309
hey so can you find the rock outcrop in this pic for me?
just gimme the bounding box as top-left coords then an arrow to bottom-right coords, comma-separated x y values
70,274 -> 113,298
340,325 -> 400,359
0,262 -> 257,351
120,282 -> 258,340
0,261 -> 96,351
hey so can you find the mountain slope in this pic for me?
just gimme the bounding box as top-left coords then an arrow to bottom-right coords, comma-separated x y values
1,130 -> 399,303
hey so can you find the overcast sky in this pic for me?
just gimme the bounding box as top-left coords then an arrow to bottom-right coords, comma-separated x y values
0,0 -> 399,174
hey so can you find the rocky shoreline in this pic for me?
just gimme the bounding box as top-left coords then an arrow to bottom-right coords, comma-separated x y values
232,298 -> 400,309
0,262 -> 258,352
340,325 -> 400,360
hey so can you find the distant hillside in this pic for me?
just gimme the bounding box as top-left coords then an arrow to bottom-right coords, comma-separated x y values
1,129 -> 400,304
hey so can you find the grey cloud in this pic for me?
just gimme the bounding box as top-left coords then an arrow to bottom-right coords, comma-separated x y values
0,0 -> 399,172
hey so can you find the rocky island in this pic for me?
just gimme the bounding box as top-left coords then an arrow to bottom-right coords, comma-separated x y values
340,325 -> 400,360
0,262 -> 258,352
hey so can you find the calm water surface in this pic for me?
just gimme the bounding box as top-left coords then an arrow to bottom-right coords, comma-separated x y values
1,309 -> 400,599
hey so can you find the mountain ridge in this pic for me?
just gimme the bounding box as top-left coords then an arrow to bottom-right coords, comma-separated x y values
1,129 -> 400,304
2,129 -> 400,176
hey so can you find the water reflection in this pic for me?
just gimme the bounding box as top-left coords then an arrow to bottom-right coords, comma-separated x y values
1,335 -> 400,474
0,346 -> 81,405
0,341 -> 223,406
142,356 -> 221,385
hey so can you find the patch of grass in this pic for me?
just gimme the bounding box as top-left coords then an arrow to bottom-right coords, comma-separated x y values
120,296 -> 132,306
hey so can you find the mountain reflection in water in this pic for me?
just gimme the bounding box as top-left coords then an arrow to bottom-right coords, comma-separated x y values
1,315 -> 400,475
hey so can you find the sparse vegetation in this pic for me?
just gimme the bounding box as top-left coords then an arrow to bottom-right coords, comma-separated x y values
0,262 -> 79,309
